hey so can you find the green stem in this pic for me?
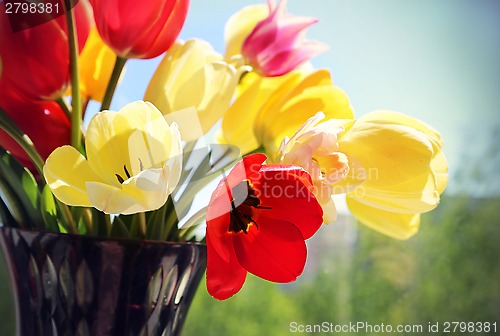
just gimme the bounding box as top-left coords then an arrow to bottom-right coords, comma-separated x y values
64,0 -> 82,151
105,214 -> 112,235
178,225 -> 198,242
81,207 -> 94,234
164,208 -> 179,241
100,56 -> 127,111
57,199 -> 77,234
0,108 -> 45,176
161,195 -> 179,240
154,201 -> 167,239
138,212 -> 147,239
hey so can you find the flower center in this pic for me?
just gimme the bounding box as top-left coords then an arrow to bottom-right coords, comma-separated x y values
115,159 -> 144,184
115,164 -> 131,184
228,180 -> 270,234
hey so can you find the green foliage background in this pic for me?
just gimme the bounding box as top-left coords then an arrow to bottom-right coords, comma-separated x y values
183,195 -> 500,335
1,195 -> 499,335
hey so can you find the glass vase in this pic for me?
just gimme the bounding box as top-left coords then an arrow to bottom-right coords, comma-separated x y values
0,226 -> 206,336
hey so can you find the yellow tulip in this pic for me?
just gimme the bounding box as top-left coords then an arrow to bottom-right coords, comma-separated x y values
338,110 -> 448,239
219,69 -> 354,155
218,70 -> 297,154
78,28 -> 117,102
346,197 -> 421,240
277,112 -> 351,223
144,39 -> 238,141
258,69 -> 354,154
43,101 -> 182,215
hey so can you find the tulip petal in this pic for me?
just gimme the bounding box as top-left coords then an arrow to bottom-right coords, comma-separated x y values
254,69 -> 331,138
252,71 -> 311,145
350,170 -> 440,214
206,234 -> 247,300
144,39 -> 237,139
92,0 -> 188,58
240,0 -> 327,77
263,85 -> 354,154
143,0 -> 189,59
164,123 -> 182,194
86,166 -> 170,215
196,62 -> 238,134
43,145 -> 102,207
321,196 -> 338,224
332,154 -> 366,194
254,166 -> 323,240
261,41 -> 329,77
206,211 -> 232,263
432,150 -> 448,194
255,70 -> 354,153
206,154 -> 267,221
86,101 -> 174,184
224,4 -> 269,58
79,28 -> 117,102
347,197 -> 420,240
233,217 -> 307,282
221,72 -> 298,154
357,110 -> 443,151
339,122 -> 435,187
143,40 -> 184,111
117,101 -> 176,166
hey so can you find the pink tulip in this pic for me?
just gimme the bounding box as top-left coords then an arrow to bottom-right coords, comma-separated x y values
241,0 -> 328,77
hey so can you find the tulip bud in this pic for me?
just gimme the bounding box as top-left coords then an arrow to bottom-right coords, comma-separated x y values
241,0 -> 328,77
218,69 -> 354,156
0,0 -> 92,100
78,28 -> 119,103
338,110 -> 449,239
144,39 -> 238,140
89,0 -> 189,59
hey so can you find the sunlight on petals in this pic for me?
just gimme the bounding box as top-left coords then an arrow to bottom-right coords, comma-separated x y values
43,101 -> 182,214
145,39 -> 238,140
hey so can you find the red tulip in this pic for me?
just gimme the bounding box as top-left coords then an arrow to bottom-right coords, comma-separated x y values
0,86 -> 70,172
206,153 -> 323,300
0,0 -> 92,100
89,0 -> 189,59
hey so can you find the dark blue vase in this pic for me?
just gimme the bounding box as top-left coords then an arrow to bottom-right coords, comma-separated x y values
0,227 -> 206,336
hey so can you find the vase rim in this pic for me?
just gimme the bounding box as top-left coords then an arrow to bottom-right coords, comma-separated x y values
0,225 -> 206,247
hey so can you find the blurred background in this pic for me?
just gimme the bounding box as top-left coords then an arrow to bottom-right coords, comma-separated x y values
1,0 -> 500,335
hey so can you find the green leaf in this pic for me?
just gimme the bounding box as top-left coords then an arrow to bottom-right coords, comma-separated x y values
146,201 -> 168,241
0,174 -> 28,228
0,148 -> 44,227
0,193 -> 19,227
40,185 -> 59,232
70,207 -> 88,235
91,210 -> 108,236
110,216 -> 131,238
129,214 -> 141,238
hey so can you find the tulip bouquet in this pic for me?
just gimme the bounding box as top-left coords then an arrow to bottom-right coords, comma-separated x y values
0,0 -> 447,302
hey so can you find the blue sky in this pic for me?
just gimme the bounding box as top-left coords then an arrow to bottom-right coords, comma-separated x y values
101,0 -> 500,196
